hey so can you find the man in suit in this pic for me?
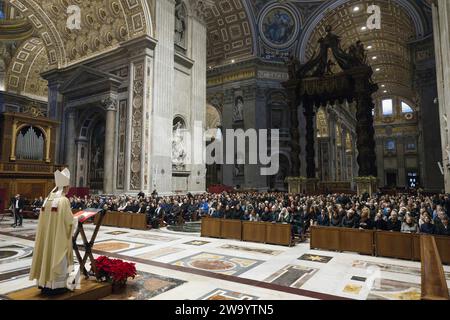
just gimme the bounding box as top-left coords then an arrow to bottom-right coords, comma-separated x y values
11,194 -> 25,227
435,215 -> 450,236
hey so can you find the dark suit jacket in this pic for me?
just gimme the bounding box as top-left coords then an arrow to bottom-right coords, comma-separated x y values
11,198 -> 25,211
435,223 -> 450,236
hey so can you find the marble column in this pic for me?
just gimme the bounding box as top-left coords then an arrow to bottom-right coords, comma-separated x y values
376,136 -> 385,186
45,75 -> 65,164
102,97 -> 117,195
304,98 -> 316,179
284,81 -> 300,176
432,0 -> 450,192
354,91 -> 377,177
65,110 -> 77,183
188,3 -> 208,192
151,0 -> 176,194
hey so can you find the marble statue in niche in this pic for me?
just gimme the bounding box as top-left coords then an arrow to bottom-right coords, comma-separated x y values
233,96 -> 244,123
234,152 -> 245,177
175,0 -> 187,48
172,121 -> 187,170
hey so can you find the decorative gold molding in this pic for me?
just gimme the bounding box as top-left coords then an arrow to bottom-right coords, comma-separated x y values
207,68 -> 256,86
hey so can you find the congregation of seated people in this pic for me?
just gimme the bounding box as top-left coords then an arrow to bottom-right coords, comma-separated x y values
204,192 -> 450,238
21,190 -> 450,237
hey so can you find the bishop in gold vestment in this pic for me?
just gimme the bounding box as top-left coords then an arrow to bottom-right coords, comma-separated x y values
29,169 -> 80,294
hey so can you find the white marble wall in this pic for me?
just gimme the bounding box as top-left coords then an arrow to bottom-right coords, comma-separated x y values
433,0 -> 450,192
149,0 -> 207,194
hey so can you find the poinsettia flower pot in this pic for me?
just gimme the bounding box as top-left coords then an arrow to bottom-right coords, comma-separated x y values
111,281 -> 127,294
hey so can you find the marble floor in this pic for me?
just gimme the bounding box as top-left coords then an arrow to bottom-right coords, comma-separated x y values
1,217 -> 449,300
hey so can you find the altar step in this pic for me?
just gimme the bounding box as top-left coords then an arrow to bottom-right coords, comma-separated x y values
7,279 -> 112,300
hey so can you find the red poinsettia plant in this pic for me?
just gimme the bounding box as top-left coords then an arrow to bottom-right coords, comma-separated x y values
94,256 -> 137,284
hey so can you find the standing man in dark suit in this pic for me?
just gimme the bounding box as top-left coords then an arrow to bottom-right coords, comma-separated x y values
11,194 -> 25,227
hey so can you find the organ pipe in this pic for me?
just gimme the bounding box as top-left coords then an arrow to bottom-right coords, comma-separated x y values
16,126 -> 44,161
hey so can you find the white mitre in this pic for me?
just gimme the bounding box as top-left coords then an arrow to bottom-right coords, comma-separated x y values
55,168 -> 70,188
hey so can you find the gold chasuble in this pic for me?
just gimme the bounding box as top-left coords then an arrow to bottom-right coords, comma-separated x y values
29,169 -> 80,291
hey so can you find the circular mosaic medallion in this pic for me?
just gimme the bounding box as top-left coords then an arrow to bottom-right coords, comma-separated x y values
189,259 -> 235,272
259,6 -> 299,48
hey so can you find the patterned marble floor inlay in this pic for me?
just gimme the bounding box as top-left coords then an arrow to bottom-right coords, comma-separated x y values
0,267 -> 30,282
265,265 -> 318,289
219,244 -> 283,256
367,279 -> 421,300
137,247 -> 185,260
299,254 -> 333,263
199,289 -> 259,300
166,222 -> 201,233
352,260 -> 450,280
343,284 -> 363,295
101,271 -> 186,300
93,240 -> 149,253
184,240 -> 210,246
127,234 -> 180,242
0,243 -> 33,265
172,252 -> 264,276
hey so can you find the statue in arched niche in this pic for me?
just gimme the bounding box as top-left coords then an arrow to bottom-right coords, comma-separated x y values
175,0 -> 187,47
172,121 -> 187,170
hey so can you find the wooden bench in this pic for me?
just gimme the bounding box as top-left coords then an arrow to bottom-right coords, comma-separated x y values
201,218 -> 292,246
310,226 -> 450,265
94,211 -> 147,230
421,235 -> 449,300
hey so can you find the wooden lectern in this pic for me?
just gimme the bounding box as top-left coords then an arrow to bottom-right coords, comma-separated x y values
72,209 -> 107,278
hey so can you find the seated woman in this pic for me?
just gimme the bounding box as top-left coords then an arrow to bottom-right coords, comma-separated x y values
341,210 -> 357,228
249,209 -> 260,222
373,211 -> 387,230
419,214 -> 435,234
241,209 -> 250,221
223,205 -> 233,219
330,211 -> 341,227
357,208 -> 373,230
277,208 -> 291,224
387,211 -> 401,232
401,214 -> 419,233
211,204 -> 224,218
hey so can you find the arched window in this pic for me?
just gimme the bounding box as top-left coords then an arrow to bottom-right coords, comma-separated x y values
401,101 -> 414,113
382,99 -> 393,116
16,126 -> 45,161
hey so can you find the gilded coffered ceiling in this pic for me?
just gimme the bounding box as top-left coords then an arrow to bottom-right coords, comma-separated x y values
205,0 -> 254,66
1,0 -> 432,100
